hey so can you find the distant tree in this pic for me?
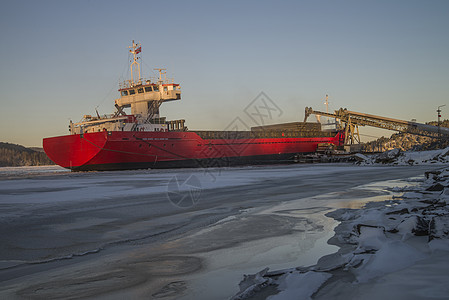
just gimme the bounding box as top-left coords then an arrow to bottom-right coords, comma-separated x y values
0,142 -> 54,167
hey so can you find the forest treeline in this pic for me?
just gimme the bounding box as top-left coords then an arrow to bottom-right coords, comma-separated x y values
0,142 -> 54,167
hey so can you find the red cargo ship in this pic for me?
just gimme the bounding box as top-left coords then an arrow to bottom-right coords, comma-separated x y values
43,41 -> 344,171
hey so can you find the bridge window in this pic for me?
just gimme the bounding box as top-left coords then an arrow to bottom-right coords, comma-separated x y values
137,87 -> 144,93
129,89 -> 136,95
145,86 -> 152,92
121,90 -> 128,96
153,86 -> 159,92
164,87 -> 168,92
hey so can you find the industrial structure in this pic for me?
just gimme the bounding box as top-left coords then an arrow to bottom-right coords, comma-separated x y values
304,107 -> 449,146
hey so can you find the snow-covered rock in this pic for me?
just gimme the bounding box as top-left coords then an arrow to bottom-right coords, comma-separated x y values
358,147 -> 449,166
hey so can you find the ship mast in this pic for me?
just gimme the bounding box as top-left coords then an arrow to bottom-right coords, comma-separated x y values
324,94 -> 329,124
129,40 -> 142,86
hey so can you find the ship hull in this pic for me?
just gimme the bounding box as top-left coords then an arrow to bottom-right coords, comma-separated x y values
43,131 -> 344,171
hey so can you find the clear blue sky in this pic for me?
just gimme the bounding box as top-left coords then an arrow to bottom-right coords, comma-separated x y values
1,0 -> 448,146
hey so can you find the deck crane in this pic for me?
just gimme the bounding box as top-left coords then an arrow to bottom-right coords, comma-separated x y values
304,107 -> 449,145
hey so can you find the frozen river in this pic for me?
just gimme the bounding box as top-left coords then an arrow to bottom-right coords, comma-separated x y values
0,163 -> 438,299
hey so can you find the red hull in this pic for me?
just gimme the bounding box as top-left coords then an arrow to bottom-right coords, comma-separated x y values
43,131 -> 344,171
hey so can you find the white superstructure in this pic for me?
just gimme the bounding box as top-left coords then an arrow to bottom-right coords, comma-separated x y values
69,41 -> 182,135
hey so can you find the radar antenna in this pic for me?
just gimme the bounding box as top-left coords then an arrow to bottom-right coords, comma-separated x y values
154,68 -> 167,83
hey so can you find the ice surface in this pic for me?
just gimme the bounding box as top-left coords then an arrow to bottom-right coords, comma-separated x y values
0,165 -> 66,176
0,164 -> 368,204
0,163 -> 446,299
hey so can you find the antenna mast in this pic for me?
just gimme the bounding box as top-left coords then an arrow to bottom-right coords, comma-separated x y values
154,68 -> 167,83
129,40 -> 142,85
324,94 -> 329,114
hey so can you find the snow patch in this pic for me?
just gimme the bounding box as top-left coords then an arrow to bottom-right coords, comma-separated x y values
354,240 -> 426,283
358,147 -> 449,166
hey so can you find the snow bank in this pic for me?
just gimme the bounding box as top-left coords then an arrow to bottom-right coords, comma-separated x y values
232,165 -> 449,299
0,165 -> 66,178
356,147 -> 449,166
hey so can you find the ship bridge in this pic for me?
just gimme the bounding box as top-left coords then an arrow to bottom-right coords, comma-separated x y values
115,42 -> 181,122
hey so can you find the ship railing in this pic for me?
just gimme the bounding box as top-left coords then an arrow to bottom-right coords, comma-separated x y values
194,130 -> 337,140
73,115 -> 128,127
80,113 -> 116,122
147,76 -> 175,84
119,79 -> 144,89
119,77 -> 176,89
